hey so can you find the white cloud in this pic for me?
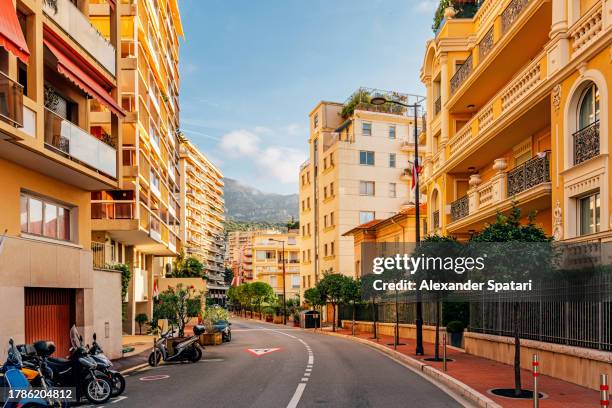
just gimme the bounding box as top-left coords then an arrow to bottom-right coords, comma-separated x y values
219,130 -> 261,157
284,123 -> 307,136
217,127 -> 306,185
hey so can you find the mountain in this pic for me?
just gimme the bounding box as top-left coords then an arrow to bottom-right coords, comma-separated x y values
223,178 -> 298,224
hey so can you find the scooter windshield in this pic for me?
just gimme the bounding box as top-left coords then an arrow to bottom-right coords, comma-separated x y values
70,325 -> 81,349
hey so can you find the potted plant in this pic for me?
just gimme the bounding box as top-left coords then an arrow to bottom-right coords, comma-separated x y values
272,305 -> 283,324
262,306 -> 275,322
446,320 -> 465,347
199,305 -> 229,346
292,312 -> 300,328
135,313 -> 148,335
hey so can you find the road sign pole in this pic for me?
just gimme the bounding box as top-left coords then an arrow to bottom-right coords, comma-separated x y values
532,354 -> 539,408
442,333 -> 447,372
601,374 -> 609,408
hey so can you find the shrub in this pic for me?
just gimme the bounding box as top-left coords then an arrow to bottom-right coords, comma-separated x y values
445,320 -> 465,333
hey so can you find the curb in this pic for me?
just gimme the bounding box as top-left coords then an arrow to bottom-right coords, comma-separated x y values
120,362 -> 150,375
316,330 -> 502,408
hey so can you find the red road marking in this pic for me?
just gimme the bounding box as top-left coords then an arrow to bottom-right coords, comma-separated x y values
247,348 -> 281,356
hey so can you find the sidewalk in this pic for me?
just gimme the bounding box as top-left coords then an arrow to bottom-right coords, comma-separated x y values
325,327 -> 598,407
111,334 -> 155,373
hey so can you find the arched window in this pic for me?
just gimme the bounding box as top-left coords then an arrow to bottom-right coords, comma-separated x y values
577,82 -> 600,130
573,81 -> 600,165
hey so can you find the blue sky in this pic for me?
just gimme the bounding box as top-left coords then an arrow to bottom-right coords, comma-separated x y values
178,0 -> 437,194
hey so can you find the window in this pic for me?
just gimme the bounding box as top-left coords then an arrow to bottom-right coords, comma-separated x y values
323,186 -> 328,199
302,276 -> 306,288
313,113 -> 319,129
292,275 -> 300,288
330,212 -> 334,226
323,158 -> 327,169
329,152 -> 334,166
360,211 -> 375,224
360,181 -> 375,196
270,276 -> 277,288
20,193 -> 72,241
359,151 -> 375,166
329,182 -> 334,196
578,82 -> 600,130
324,215 -> 328,228
389,125 -> 396,139
389,153 -> 396,168
362,122 -> 372,136
579,192 -> 600,236
324,244 -> 328,257
331,241 -> 335,255
389,183 -> 397,198
256,250 -> 275,261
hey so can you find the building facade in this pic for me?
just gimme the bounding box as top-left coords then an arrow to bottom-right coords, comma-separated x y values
89,0 -> 183,334
251,230 -> 301,300
299,88 -> 426,295
179,139 -> 227,303
226,230 -> 256,284
420,0 -> 611,246
0,0 -> 124,357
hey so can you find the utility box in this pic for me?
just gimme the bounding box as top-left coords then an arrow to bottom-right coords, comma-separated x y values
300,310 -> 320,329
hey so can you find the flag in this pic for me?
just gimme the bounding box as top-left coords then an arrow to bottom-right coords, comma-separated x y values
153,280 -> 159,299
411,162 -> 423,191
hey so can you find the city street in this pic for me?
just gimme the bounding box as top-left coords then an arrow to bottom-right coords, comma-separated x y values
111,319 -> 463,408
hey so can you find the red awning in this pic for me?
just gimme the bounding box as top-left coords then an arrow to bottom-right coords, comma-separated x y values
44,38 -> 124,117
0,0 -> 29,64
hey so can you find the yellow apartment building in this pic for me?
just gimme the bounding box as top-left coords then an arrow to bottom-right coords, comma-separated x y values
420,0 -> 611,246
0,0 -> 124,357
226,230 -> 256,284
88,0 -> 183,333
416,0 -> 611,390
179,139 -> 227,303
252,230 -> 301,300
299,88 -> 426,294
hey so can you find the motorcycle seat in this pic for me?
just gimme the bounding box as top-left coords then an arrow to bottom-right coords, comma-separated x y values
47,357 -> 71,368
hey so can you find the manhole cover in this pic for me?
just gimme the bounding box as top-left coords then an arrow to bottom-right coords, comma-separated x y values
489,388 -> 546,399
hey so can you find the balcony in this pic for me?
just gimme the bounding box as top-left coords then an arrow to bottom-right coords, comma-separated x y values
43,0 -> 116,75
342,87 -> 425,119
507,152 -> 550,197
450,55 -> 473,96
447,155 -> 551,231
573,121 -> 599,165
0,71 -> 24,127
91,241 -> 114,270
91,200 -> 134,219
44,108 -> 117,177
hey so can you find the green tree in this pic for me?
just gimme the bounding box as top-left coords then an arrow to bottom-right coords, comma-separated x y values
173,251 -> 205,278
224,268 -> 234,285
286,216 -> 299,230
154,284 -> 202,337
304,287 -> 325,329
470,206 -> 551,396
250,282 -> 275,319
342,277 -> 362,336
317,273 -> 349,332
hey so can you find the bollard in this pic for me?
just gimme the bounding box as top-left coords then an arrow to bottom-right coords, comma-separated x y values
153,336 -> 158,367
601,374 -> 609,408
442,333 -> 447,372
532,354 -> 539,408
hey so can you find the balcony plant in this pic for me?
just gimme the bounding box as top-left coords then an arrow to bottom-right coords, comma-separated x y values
432,0 -> 480,32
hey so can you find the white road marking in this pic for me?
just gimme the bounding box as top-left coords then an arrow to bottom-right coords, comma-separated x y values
301,377 -> 309,382
286,383 -> 306,408
111,396 -> 128,404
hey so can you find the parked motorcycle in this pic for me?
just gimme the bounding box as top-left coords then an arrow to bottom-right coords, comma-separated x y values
212,320 -> 232,342
88,333 -> 125,397
0,339 -> 48,407
38,327 -> 113,404
148,325 -> 205,366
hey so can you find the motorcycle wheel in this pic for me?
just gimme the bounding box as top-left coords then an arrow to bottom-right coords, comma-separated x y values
188,346 -> 202,363
226,331 -> 232,342
148,351 -> 162,367
110,372 -> 126,397
84,375 -> 113,404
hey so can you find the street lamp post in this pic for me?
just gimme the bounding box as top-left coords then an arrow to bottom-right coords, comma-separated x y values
371,95 -> 425,356
269,238 -> 287,325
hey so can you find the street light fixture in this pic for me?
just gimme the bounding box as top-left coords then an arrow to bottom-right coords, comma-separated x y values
370,95 -> 425,356
268,238 -> 287,325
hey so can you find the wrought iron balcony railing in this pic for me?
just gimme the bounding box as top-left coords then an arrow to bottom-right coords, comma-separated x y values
479,27 -> 495,60
450,55 -> 473,96
573,121 -> 599,165
450,195 -> 469,222
433,210 -> 440,230
507,151 -> 550,197
433,96 -> 441,116
501,0 -> 530,35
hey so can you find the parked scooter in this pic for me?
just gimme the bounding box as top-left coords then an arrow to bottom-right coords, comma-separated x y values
148,325 -> 205,366
212,320 -> 232,342
0,339 -> 48,407
38,327 -> 113,404
88,333 -> 125,397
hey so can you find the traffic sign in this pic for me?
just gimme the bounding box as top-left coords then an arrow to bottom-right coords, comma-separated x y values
247,348 -> 281,356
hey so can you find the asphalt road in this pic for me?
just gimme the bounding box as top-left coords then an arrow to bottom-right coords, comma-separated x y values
109,319 -> 464,408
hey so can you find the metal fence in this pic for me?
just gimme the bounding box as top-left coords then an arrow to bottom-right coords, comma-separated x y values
339,301 -> 438,326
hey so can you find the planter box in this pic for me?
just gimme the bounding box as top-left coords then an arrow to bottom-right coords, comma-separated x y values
265,316 -> 273,322
273,316 -> 283,324
293,321 -> 300,327
199,332 -> 222,346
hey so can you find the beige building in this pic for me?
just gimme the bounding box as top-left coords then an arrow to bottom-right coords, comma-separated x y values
0,0 -> 124,357
252,230 -> 301,300
299,88 -> 426,292
89,0 -> 183,334
179,139 -> 227,302
226,230 -> 255,283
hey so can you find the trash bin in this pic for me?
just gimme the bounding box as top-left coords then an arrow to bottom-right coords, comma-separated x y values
300,310 -> 320,329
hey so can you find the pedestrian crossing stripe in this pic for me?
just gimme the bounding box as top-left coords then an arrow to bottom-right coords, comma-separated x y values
247,347 -> 281,356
